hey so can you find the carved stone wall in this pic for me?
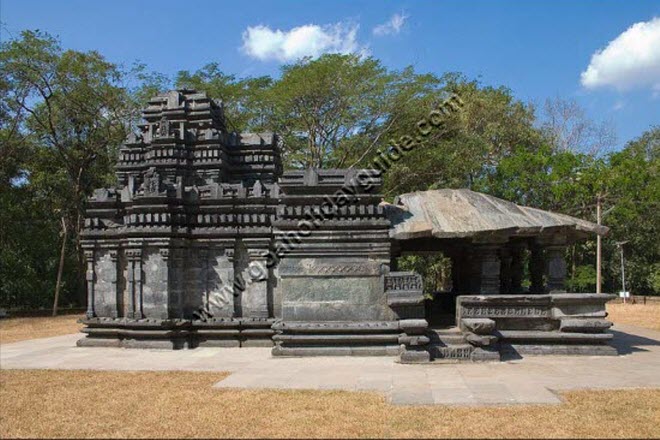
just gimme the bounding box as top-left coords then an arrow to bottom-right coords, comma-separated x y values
79,90 -> 423,357
274,168 -> 393,324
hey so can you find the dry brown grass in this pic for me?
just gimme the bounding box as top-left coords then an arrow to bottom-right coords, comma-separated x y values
607,303 -> 660,331
1,370 -> 659,439
0,315 -> 83,344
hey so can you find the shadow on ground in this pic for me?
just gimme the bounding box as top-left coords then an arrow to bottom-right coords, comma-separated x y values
610,329 -> 660,355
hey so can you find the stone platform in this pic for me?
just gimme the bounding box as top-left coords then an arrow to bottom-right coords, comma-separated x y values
2,324 -> 658,406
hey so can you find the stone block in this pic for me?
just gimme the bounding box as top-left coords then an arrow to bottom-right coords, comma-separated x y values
470,347 -> 501,362
399,348 -> 431,363
465,333 -> 498,347
461,318 -> 495,335
560,318 -> 613,333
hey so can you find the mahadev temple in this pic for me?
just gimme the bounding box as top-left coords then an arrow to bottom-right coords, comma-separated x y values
79,90 -> 616,362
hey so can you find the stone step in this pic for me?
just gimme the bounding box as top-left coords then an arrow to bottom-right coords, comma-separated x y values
427,328 -> 466,345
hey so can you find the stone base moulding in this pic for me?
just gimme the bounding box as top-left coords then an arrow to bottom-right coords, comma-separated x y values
271,319 -> 430,361
77,317 -> 276,349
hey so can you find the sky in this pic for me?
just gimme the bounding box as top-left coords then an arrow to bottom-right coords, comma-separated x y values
1,0 -> 659,149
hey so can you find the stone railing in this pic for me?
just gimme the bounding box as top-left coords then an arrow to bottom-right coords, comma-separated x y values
384,271 -> 425,319
456,293 -> 617,357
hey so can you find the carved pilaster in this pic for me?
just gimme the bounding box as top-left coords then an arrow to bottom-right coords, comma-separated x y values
199,248 -> 209,311
172,248 -> 185,318
244,247 -> 270,318
126,248 -> 143,319
84,250 -> 95,318
109,249 -> 119,318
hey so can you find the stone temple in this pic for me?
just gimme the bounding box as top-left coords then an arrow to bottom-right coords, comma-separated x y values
79,90 -> 616,362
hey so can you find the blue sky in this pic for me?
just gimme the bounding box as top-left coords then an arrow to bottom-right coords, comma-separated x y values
1,0 -> 659,148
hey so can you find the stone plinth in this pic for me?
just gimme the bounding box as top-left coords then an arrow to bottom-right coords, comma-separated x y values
456,293 -> 616,358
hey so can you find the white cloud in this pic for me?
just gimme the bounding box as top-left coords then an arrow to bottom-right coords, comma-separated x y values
612,100 -> 626,111
241,22 -> 364,62
581,17 -> 660,91
373,13 -> 408,36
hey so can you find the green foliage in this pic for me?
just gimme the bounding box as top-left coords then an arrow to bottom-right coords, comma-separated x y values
0,30 -> 131,309
567,265 -> 596,293
0,186 -> 79,308
600,128 -> 659,294
397,254 -> 451,295
381,74 -> 543,196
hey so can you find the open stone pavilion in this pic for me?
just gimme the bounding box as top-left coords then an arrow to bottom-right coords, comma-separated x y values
78,90 -> 615,363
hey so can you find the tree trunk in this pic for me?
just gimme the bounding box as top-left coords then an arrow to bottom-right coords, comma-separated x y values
53,217 -> 68,317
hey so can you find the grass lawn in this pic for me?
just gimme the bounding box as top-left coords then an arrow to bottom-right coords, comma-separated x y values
1,307 -> 659,438
606,302 -> 660,331
0,314 -> 83,344
1,369 -> 658,438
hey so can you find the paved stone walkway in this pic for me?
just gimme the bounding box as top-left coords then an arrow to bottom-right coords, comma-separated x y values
1,324 -> 658,405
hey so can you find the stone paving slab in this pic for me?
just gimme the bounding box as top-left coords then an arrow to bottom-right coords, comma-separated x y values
1,324 -> 659,406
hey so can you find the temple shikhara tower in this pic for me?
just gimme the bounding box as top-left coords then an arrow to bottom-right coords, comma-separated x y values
80,90 -> 616,362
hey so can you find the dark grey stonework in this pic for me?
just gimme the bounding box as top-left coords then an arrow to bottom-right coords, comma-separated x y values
456,293 -> 617,358
79,89 -> 615,363
79,90 -> 428,358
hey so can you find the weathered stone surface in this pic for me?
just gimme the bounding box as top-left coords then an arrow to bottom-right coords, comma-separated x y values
560,318 -> 613,333
399,348 -> 431,363
496,330 -> 613,342
387,189 -> 608,241
455,294 -> 615,359
466,333 -> 498,347
471,347 -> 501,362
500,343 -> 618,357
271,345 -> 401,357
461,318 -> 496,335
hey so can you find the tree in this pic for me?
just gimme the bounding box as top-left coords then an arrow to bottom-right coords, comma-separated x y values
601,127 -> 659,294
266,54 -> 440,169
381,74 -> 544,197
0,30 -> 130,313
540,96 -> 616,155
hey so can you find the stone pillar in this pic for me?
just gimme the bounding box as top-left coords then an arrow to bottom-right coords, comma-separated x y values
126,248 -> 143,319
465,247 -> 481,293
84,249 -> 95,318
509,242 -> 525,293
198,247 -> 209,315
545,245 -> 568,293
499,247 -> 512,293
450,254 -> 461,293
529,243 -> 544,294
476,245 -> 501,294
172,248 -> 185,319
